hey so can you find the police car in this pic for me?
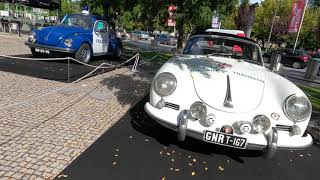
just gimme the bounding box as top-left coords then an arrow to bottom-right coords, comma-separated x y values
25,7 -> 122,63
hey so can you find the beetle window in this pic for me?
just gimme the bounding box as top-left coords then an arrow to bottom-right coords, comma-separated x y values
94,21 -> 108,33
61,14 -> 93,29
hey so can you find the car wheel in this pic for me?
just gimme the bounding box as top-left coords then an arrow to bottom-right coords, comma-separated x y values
113,47 -> 122,58
292,62 -> 302,69
31,48 -> 41,57
75,43 -> 92,63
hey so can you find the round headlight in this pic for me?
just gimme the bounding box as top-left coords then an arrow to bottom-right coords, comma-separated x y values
28,32 -> 36,42
190,101 -> 207,120
64,38 -> 73,47
153,72 -> 177,97
252,115 -> 271,133
284,95 -> 311,122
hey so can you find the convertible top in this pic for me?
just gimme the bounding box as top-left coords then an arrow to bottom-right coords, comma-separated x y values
191,31 -> 258,44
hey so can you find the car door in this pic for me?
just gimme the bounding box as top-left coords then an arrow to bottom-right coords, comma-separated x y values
93,20 -> 109,55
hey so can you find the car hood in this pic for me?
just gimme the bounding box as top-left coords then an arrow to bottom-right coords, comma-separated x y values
179,56 -> 266,113
36,25 -> 90,46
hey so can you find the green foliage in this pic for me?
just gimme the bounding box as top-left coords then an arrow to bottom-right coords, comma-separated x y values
61,0 -> 80,16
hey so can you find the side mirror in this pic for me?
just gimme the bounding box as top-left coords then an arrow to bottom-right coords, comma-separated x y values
270,53 -> 282,73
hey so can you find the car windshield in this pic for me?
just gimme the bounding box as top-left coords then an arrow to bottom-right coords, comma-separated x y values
183,35 -> 262,65
61,14 -> 93,30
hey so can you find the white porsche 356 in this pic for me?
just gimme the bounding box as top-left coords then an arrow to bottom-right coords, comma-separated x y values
144,31 -> 313,158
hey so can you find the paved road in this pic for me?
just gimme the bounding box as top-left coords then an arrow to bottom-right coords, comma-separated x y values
57,96 -> 320,180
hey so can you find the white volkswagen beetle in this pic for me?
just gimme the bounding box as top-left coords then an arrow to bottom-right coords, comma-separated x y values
144,32 -> 313,158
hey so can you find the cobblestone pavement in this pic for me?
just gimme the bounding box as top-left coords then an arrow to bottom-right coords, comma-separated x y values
0,68 -> 151,179
0,32 -> 30,55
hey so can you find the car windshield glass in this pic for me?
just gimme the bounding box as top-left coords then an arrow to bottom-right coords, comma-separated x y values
141,31 -> 148,35
61,14 -> 93,29
183,35 -> 262,65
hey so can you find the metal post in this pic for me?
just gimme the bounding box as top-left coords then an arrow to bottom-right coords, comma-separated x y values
266,0 -> 279,52
67,58 -> 70,83
293,0 -> 308,50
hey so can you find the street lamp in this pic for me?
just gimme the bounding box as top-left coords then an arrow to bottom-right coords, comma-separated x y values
266,0 -> 279,52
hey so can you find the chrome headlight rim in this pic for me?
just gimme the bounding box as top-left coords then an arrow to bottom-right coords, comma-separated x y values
283,94 -> 312,122
64,38 -> 73,47
252,115 -> 271,133
28,31 -> 36,42
190,101 -> 207,120
152,72 -> 177,97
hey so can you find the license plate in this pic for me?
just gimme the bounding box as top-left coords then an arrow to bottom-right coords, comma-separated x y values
203,130 -> 247,149
35,48 -> 50,54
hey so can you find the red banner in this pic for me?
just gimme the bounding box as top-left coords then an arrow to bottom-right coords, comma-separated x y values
288,0 -> 306,33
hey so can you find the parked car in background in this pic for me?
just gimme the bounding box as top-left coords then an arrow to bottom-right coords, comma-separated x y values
25,13 -> 122,63
263,49 -> 309,69
156,34 -> 178,46
131,31 -> 150,40
145,31 -> 313,159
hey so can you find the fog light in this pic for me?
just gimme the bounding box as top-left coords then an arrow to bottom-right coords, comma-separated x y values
239,123 -> 252,134
220,125 -> 234,134
252,115 -> 271,133
190,101 -> 207,120
155,98 -> 166,109
205,114 -> 215,126
290,125 -> 301,135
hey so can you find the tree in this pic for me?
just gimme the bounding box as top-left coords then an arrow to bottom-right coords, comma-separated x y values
235,0 -> 258,38
61,0 -> 80,16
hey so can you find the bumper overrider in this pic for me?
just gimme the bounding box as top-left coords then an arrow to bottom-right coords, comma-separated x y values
25,42 -> 76,54
144,102 -> 313,158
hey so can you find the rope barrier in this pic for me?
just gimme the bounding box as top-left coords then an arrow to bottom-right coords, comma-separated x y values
0,53 -> 141,110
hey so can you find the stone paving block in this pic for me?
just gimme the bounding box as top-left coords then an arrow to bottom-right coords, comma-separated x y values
0,68 -> 151,179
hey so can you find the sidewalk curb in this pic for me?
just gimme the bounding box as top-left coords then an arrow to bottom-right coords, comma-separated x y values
286,75 -> 320,85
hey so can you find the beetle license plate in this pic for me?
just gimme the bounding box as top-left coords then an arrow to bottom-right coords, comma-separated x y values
203,130 -> 247,149
35,48 -> 50,54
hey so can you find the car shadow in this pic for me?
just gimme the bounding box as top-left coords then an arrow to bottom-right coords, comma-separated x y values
129,95 -> 263,164
0,54 -> 127,82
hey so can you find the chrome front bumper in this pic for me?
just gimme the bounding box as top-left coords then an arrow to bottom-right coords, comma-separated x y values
25,42 -> 76,53
145,102 -> 313,158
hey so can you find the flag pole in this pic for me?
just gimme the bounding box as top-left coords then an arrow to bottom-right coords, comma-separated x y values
293,0 -> 308,50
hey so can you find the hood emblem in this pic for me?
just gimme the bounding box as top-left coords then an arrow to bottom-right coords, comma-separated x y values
223,75 -> 233,108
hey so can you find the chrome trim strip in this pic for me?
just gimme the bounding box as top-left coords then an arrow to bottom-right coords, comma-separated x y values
223,75 -> 233,108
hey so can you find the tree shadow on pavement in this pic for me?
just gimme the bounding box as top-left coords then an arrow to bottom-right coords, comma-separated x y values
99,72 -> 151,107
129,95 -> 263,164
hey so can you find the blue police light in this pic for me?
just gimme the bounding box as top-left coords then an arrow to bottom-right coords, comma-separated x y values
81,5 -> 90,14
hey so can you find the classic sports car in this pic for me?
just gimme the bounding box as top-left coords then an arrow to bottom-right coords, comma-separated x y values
145,31 -> 313,158
25,13 -> 122,63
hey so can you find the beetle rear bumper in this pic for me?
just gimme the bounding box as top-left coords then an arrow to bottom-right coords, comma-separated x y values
145,102 -> 313,155
25,42 -> 76,53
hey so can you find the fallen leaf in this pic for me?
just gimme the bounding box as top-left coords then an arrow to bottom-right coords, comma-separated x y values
307,154 -> 312,156
227,160 -> 230,164
188,163 -> 193,166
112,161 -> 117,166
171,158 -> 175,162
170,168 -> 174,171
191,172 -> 196,176
299,154 -> 304,157
174,169 -> 180,172
114,154 -> 119,157
203,161 -> 207,164
167,152 -> 171,156
161,177 -> 166,180
160,151 -> 163,155
188,155 -> 191,158
115,149 -> 120,152
205,167 -> 208,171
192,159 -> 197,163
218,165 -> 224,171
145,139 -> 149,142
172,150 -> 175,154
289,159 -> 293,162
129,136 -> 133,139
57,174 -> 68,178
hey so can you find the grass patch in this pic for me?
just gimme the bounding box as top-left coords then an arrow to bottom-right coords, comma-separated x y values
297,85 -> 320,111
